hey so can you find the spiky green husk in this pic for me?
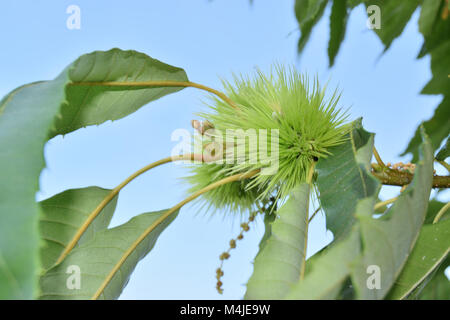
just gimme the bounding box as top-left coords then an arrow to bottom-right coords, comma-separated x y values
187,66 -> 350,214
185,163 -> 262,214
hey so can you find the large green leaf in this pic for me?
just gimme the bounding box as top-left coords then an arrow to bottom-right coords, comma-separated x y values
0,80 -> 67,299
351,129 -> 434,299
285,226 -> 361,299
386,219 -> 450,299
328,0 -> 349,67
52,49 -> 188,137
295,0 -> 329,53
244,183 -> 310,299
39,209 -> 178,300
401,96 -> 450,162
366,0 -> 420,51
0,48 -> 188,298
39,187 -> 118,271
316,119 -> 380,240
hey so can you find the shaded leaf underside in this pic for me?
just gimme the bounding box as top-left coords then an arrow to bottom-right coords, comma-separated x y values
39,187 -> 118,270
351,128 -> 434,299
316,118 -> 380,240
245,183 -> 310,299
39,209 -> 179,300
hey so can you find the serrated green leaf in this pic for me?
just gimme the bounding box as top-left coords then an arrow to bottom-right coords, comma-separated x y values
328,0 -> 349,67
39,209 -> 178,300
0,48 -> 188,299
401,96 -> 450,162
351,129 -> 434,299
405,1 -> 449,164
39,187 -> 118,271
436,137 -> 450,161
285,227 -> 361,299
295,0 -> 329,53
418,2 -> 450,58
245,183 -> 310,299
421,42 -> 450,95
419,0 -> 442,36
52,49 -> 188,137
316,118 -> 380,240
366,0 -> 420,51
386,219 -> 450,299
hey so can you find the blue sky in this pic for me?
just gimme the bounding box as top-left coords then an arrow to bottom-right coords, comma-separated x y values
0,1 -> 447,299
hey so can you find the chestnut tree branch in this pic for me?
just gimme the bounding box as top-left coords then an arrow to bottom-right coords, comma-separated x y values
371,163 -> 450,188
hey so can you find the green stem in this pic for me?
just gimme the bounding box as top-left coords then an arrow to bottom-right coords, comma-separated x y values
437,160 -> 450,173
373,147 -> 386,168
71,80 -> 238,109
374,197 -> 398,211
433,201 -> 450,224
55,153 -> 208,265
308,207 -> 321,223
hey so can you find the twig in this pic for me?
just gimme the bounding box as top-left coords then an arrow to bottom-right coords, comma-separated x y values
371,164 -> 450,188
